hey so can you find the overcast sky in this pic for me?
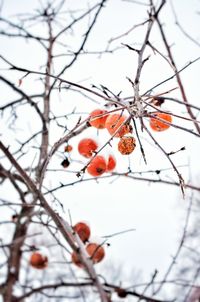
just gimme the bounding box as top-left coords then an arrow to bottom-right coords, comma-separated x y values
1,0 -> 200,294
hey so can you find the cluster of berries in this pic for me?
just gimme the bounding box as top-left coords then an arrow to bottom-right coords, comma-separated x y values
29,221 -> 105,270
61,108 -> 172,175
71,221 -> 105,267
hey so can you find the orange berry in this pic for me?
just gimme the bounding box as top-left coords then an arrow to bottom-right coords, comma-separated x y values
86,243 -> 105,264
105,113 -> 131,137
71,251 -> 84,268
118,136 -> 136,155
149,112 -> 172,131
64,145 -> 73,152
89,109 -> 108,129
73,222 -> 91,243
87,155 -> 107,177
106,154 -> 116,172
78,138 -> 98,158
29,252 -> 48,269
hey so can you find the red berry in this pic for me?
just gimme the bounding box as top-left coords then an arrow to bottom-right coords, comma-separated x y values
78,138 -> 98,158
73,222 -> 91,243
87,156 -> 106,177
106,155 -> 116,172
105,113 -> 131,137
29,252 -> 48,269
86,243 -> 105,264
149,112 -> 172,132
89,109 -> 108,129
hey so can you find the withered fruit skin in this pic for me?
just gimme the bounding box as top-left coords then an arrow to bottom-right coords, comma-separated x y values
118,136 -> 136,155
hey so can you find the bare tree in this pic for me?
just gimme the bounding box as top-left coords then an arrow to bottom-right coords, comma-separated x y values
0,0 -> 200,301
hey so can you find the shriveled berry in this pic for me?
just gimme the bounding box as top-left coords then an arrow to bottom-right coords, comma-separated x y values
61,158 -> 70,168
118,136 -> 136,155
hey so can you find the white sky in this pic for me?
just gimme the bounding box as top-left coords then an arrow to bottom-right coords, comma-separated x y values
1,0 -> 200,297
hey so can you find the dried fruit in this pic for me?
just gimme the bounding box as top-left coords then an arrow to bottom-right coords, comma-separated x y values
150,97 -> 165,107
116,287 -> 127,298
118,136 -> 136,155
106,154 -> 116,172
149,112 -> 172,131
73,222 -> 91,243
87,155 -> 107,177
105,113 -> 131,137
64,145 -> 73,152
89,109 -> 108,129
61,158 -> 70,168
78,138 -> 98,158
29,252 -> 48,269
86,243 -> 105,264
